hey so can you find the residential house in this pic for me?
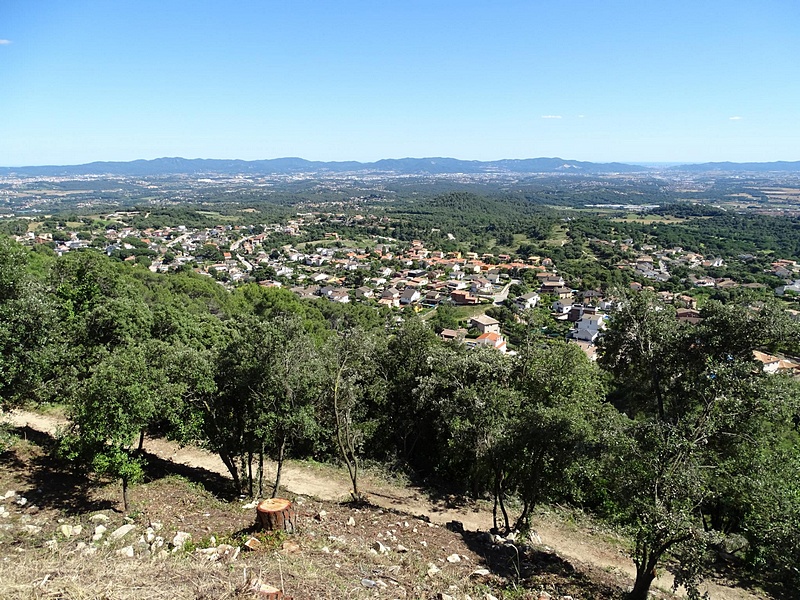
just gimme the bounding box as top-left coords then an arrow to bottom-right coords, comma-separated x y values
423,290 -> 444,306
776,280 -> 800,296
572,314 -> 607,343
470,314 -> 500,334
381,288 -> 401,307
470,278 -> 494,294
753,350 -> 800,374
569,339 -> 598,361
676,308 -> 703,324
400,287 -> 421,305
515,292 -> 540,310
474,331 -> 507,353
451,290 -> 480,305
552,286 -> 574,300
551,299 -> 572,314
440,328 -> 467,342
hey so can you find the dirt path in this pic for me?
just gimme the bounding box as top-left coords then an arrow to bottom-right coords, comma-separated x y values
6,409 -> 764,600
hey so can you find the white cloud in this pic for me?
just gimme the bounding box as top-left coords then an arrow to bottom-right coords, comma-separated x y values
577,115 -> 585,118
0,40 -> 11,45
541,115 -> 563,119
729,116 -> 743,120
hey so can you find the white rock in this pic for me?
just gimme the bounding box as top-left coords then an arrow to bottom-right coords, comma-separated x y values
60,524 -> 75,538
24,524 -> 42,534
44,539 -> 58,549
150,521 -> 163,531
116,545 -> 135,558
72,525 -> 82,535
14,497 -> 27,507
439,594 -> 456,600
314,510 -> 327,521
372,540 -> 390,553
145,527 -> 155,543
427,563 -> 441,576
110,524 -> 135,540
471,568 -> 491,577
395,544 -> 408,553
446,553 -> 461,563
347,516 -> 356,526
172,531 -> 191,549
89,513 -> 109,522
2,490 -> 15,500
485,594 -> 499,600
92,524 -> 107,541
242,500 -> 257,509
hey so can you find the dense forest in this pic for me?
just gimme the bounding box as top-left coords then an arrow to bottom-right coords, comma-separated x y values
2,234 -> 800,600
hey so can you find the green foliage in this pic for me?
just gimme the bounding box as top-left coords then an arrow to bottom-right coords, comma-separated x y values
60,341 -> 184,511
599,292 -> 800,599
0,238 -> 60,410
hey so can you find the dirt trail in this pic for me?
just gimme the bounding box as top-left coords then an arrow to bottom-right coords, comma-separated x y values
6,409 -> 763,600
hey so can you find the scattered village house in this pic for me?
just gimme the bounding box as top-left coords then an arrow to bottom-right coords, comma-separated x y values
470,314 -> 500,334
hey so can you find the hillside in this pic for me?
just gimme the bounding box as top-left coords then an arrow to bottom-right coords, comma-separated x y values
0,411 -> 768,600
0,156 -> 648,177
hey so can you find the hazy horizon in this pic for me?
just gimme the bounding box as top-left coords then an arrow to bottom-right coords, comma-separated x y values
3,155 -> 799,170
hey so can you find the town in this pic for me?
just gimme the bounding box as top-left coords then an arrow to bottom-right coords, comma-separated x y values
9,201 -> 800,372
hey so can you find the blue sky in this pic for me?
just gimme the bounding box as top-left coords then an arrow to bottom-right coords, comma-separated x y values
1,1 -> 798,166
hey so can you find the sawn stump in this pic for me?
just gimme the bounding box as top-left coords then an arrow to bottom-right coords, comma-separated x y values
255,498 -> 296,533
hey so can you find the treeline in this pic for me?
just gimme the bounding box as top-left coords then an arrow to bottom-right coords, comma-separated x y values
2,237 -> 800,599
387,191 -> 559,252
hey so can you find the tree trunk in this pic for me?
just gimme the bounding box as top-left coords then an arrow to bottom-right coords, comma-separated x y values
257,445 -> 264,499
122,476 -> 129,513
273,437 -> 286,498
220,452 -> 241,493
255,498 -> 296,533
492,490 -> 499,532
247,450 -> 254,498
627,564 -> 657,600
514,499 -> 531,533
137,430 -> 145,452
498,485 -> 511,534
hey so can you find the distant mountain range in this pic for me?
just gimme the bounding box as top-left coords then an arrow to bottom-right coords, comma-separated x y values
1,157 -> 799,177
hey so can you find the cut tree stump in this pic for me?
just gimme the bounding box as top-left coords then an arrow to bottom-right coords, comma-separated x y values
255,498 -> 296,533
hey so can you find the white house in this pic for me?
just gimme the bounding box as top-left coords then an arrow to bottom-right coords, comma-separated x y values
515,292 -> 540,310
399,288 -> 421,305
572,314 -> 607,343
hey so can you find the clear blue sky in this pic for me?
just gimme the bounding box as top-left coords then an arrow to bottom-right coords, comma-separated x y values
1,1 -> 798,166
